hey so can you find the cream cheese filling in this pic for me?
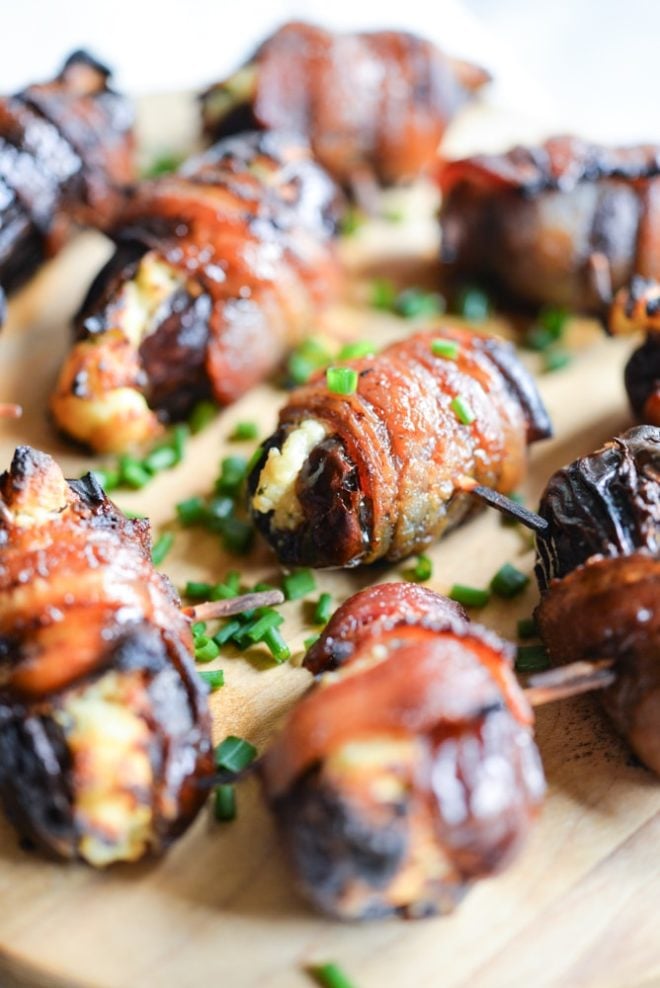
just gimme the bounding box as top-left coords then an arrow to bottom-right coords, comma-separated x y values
252,419 -> 327,529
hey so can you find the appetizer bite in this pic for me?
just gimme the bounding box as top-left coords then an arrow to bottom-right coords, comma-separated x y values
0,50 -> 134,307
51,131 -> 342,453
261,582 -> 545,920
439,136 -> 660,312
248,325 -> 551,567
0,446 -> 214,864
608,276 -> 660,424
201,21 -> 490,192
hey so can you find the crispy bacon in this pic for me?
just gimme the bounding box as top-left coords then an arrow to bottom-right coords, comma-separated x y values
0,446 -> 213,864
201,21 -> 490,191
261,582 -> 544,920
249,325 -> 551,567
438,136 -> 660,312
50,131 -> 343,453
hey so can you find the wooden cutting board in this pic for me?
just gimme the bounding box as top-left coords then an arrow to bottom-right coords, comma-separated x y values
0,94 -> 656,988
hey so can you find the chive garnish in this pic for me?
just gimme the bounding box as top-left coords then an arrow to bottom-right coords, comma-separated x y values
213,784 -> 236,821
455,285 -> 491,322
184,581 -> 213,600
286,337 -> 332,386
218,516 -> 254,555
449,584 -> 490,608
517,617 -> 538,639
230,421 -> 258,441
543,348 -> 572,373
194,637 -> 221,663
199,669 -> 224,690
176,496 -> 207,526
188,400 -> 217,434
263,626 -> 291,663
314,592 -> 333,625
214,736 -> 257,774
370,277 -> 397,311
191,622 -> 207,637
490,563 -> 530,599
450,395 -> 476,425
405,554 -> 433,583
283,569 -> 317,601
118,455 -> 151,490
151,532 -> 174,566
337,340 -> 376,361
216,456 -> 248,497
244,609 -> 284,642
307,962 -> 357,988
431,338 -> 459,360
143,444 -> 178,474
213,618 -> 243,646
515,644 -> 550,672
92,467 -> 120,492
326,366 -> 358,395
395,288 -> 445,319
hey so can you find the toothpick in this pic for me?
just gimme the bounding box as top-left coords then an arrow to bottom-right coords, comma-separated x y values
183,588 -> 285,622
525,659 -> 616,707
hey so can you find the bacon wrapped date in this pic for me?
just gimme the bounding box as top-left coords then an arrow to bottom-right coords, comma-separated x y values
248,325 -> 551,568
50,131 -> 342,453
261,582 -> 544,920
530,428 -> 660,773
439,136 -> 660,312
0,446 -> 213,864
607,276 -> 660,424
200,21 -> 490,190
0,50 -> 134,304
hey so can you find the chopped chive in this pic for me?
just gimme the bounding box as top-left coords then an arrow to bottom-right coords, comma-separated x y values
339,206 -> 363,236
395,288 -> 445,319
213,618 -> 243,646
543,348 -> 572,373
337,340 -> 376,361
188,400 -> 217,434
118,455 -> 151,490
382,207 -> 405,223
304,633 -> 321,650
143,444 -> 178,474
210,581 -> 238,601
230,421 -> 258,441
171,423 -> 188,464
490,563 -> 530,599
431,338 -> 459,360
326,366 -> 358,395
449,584 -> 491,608
405,554 -> 433,583
455,285 -> 490,322
370,277 -> 397,311
287,338 -> 332,386
314,592 -> 333,625
219,516 -> 254,554
515,644 -> 550,672
213,784 -> 236,821
92,467 -> 120,492
307,962 -> 357,988
215,456 -> 248,497
142,151 -> 185,178
184,581 -> 213,599
450,395 -> 476,425
245,610 -> 284,642
263,626 -> 291,663
195,637 -> 221,663
203,496 -> 234,530
524,325 -> 556,352
199,669 -> 224,690
191,621 -> 207,636
224,570 -> 241,593
176,495 -> 207,526
283,569 -> 316,601
214,735 -> 258,773
517,617 -> 538,639
539,306 -> 569,337
151,532 -> 174,566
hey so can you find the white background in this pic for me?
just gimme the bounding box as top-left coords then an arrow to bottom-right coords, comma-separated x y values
1,0 -> 658,144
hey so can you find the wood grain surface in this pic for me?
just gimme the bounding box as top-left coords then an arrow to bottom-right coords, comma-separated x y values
0,95 -> 655,988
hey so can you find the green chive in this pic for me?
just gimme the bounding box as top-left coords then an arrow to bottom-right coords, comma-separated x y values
515,644 -> 550,672
230,421 -> 258,441
382,208 -> 405,223
215,456 -> 248,497
143,444 -> 178,474
314,592 -> 333,625
118,455 -> 151,490
517,617 -> 538,639
283,569 -> 316,601
142,151 -> 184,178
307,962 -> 357,988
543,348 -> 572,373
184,581 -> 213,600
450,395 -> 476,425
245,610 -> 284,642
176,496 -> 207,526
395,288 -> 445,319
326,366 -> 358,395
199,669 -> 224,690
455,285 -> 490,322
191,621 -> 207,636
490,563 -> 530,599
203,496 -> 234,531
370,277 -> 397,311
213,784 -> 236,821
219,516 -> 254,554
263,626 -> 291,663
92,467 -> 120,492
188,400 -> 217,434
539,306 -> 568,337
431,338 -> 459,360
195,637 -> 221,663
287,338 -> 332,386
171,423 -> 188,464
405,554 -> 433,583
213,618 -> 243,646
337,340 -> 376,361
304,633 -> 321,650
524,325 -> 556,352
449,584 -> 491,608
214,735 -> 258,773
339,207 -> 363,236
151,532 -> 174,566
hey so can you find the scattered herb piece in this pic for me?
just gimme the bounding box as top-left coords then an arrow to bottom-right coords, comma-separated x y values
450,395 -> 476,425
307,962 -> 357,988
404,554 -> 433,583
188,400 -> 217,434
263,626 -> 291,663
395,287 -> 445,319
287,337 -> 332,386
340,206 -> 363,236
370,277 -> 397,311
337,340 -> 376,361
490,563 -> 530,599
283,569 -> 317,601
230,421 -> 258,441
216,456 -> 248,497
194,637 -> 221,663
213,784 -> 236,821
199,669 -> 224,690
543,348 -> 572,373
455,285 -> 490,322
185,581 -> 213,600
449,584 -> 490,608
517,617 -> 538,639
314,592 -> 333,625
151,532 -> 174,566
326,366 -> 358,395
215,735 -> 258,774
515,644 -> 550,672
176,496 -> 207,526
431,338 -> 459,360
142,151 -> 185,178
118,455 -> 151,490
92,467 -> 120,492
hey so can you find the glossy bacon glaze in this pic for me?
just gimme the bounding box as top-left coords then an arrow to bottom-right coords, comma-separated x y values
439,136 -> 660,311
608,277 -> 660,424
201,21 -> 490,189
0,50 -> 134,301
50,131 -> 342,453
262,583 -> 544,920
249,325 -> 551,567
0,447 -> 213,864
535,428 -> 660,772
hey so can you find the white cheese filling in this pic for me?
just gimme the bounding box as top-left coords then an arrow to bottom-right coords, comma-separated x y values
115,252 -> 185,347
252,419 -> 327,529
